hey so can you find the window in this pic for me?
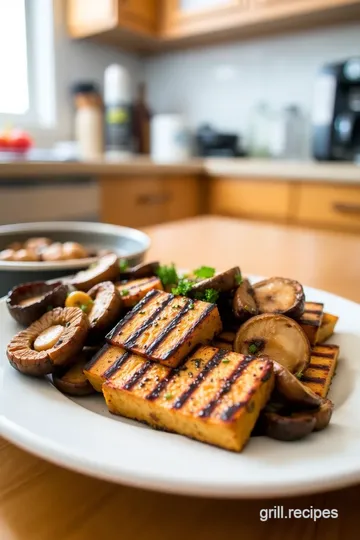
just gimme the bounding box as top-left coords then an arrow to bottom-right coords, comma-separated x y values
0,0 -> 55,128
0,0 -> 29,114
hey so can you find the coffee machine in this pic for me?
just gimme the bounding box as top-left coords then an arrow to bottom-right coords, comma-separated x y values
312,58 -> 360,161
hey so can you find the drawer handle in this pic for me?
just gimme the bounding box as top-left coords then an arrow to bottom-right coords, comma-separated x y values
137,193 -> 171,205
333,202 -> 360,215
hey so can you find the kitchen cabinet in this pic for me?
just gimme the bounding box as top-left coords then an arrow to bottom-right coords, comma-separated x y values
209,177 -> 292,222
161,0 -> 244,38
67,0 -> 158,46
294,183 -> 360,232
99,175 -> 201,228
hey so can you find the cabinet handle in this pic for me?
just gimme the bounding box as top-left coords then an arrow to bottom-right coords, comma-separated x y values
333,202 -> 360,215
137,193 -> 171,205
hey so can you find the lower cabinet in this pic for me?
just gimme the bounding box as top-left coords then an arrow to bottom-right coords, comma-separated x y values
209,177 -> 292,222
99,175 -> 201,228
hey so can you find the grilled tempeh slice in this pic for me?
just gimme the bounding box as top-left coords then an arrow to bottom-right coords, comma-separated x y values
106,290 -> 222,368
302,344 -> 339,398
212,330 -> 235,351
103,346 -> 274,452
83,343 -> 130,391
316,313 -> 339,344
298,302 -> 324,345
116,277 -> 163,309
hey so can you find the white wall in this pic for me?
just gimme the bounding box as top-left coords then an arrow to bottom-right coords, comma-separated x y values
144,23 -> 360,156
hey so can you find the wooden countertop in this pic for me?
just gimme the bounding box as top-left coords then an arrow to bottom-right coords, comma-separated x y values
1,216 -> 360,540
0,157 -> 359,183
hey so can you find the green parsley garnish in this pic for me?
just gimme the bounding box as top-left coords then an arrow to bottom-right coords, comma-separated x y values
120,289 -> 129,296
188,301 -> 195,310
119,259 -> 129,272
46,305 -> 53,312
80,304 -> 89,312
172,278 -> 193,296
222,359 -> 230,364
156,263 -> 179,288
193,266 -> 216,279
248,343 -> 258,355
295,371 -> 303,380
235,273 -> 243,285
165,393 -> 173,400
203,288 -> 219,304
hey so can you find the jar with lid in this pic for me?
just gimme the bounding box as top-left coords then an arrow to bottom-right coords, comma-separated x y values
72,82 -> 104,161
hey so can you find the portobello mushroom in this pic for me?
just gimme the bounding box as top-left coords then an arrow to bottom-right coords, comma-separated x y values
263,411 -> 316,441
120,261 -> 160,280
52,350 -> 96,396
7,307 -> 89,376
87,281 -> 123,339
7,281 -> 68,326
232,279 -> 258,321
71,253 -> 120,291
190,267 -> 241,295
253,277 -> 305,319
293,398 -> 333,432
272,361 -> 322,409
234,313 -> 311,374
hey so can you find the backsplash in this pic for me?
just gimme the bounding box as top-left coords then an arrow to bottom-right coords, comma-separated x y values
144,23 -> 360,158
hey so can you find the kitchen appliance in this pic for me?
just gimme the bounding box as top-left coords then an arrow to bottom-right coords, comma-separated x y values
196,124 -> 245,157
150,114 -> 190,162
312,58 -> 360,161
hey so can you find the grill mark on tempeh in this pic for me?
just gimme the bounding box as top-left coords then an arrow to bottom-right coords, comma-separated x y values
300,319 -> 321,327
311,350 -> 337,358
106,289 -> 160,340
301,375 -> 326,384
122,361 -> 152,390
118,276 -> 159,292
162,304 -> 216,360
84,343 -> 110,370
307,363 -> 331,371
146,371 -> 176,401
145,299 -> 193,355
198,355 -> 255,419
220,401 -> 246,421
123,295 -> 174,348
172,349 -> 228,410
103,351 -> 131,378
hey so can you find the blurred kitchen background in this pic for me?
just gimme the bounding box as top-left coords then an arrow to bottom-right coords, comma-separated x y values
0,0 -> 360,233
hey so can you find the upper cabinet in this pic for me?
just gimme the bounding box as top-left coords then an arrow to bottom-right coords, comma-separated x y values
67,0 -> 360,51
67,0 -> 159,50
161,0 -> 246,38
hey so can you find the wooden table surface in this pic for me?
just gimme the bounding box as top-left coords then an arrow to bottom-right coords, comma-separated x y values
1,216 -> 360,540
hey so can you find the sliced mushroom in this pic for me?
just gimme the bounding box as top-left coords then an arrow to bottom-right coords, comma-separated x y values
0,249 -> 16,261
234,313 -> 311,374
62,242 -> 88,260
7,281 -> 68,326
253,277 -> 305,319
24,237 -> 51,252
263,411 -> 316,441
232,279 -> 258,321
7,307 -> 89,376
120,261 -> 159,280
52,351 -> 95,396
87,281 -> 123,340
190,266 -> 241,295
272,361 -> 322,409
292,398 -> 333,432
71,253 -> 120,291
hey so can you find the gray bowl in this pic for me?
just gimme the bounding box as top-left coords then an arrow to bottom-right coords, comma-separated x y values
0,221 -> 151,297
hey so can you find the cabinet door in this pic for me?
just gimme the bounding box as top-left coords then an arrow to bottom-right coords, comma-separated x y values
209,177 -> 291,222
67,0 -> 118,38
100,177 -> 167,228
161,0 -> 246,37
118,0 -> 158,34
163,176 -> 201,221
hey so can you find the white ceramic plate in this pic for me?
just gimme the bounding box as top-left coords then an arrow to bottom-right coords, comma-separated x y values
1,281 -> 359,498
